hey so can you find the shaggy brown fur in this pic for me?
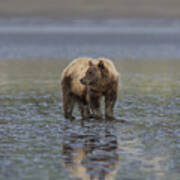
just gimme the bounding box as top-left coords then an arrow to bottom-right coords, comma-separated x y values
61,57 -> 119,120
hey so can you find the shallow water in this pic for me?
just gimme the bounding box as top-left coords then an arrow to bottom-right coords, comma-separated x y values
1,18 -> 180,59
0,59 -> 180,180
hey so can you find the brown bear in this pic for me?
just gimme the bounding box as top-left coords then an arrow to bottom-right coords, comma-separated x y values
61,57 -> 119,120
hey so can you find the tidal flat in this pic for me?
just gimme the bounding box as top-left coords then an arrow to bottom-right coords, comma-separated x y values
0,58 -> 179,180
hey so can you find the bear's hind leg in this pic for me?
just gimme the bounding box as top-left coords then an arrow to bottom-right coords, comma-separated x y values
61,76 -> 75,120
63,93 -> 75,120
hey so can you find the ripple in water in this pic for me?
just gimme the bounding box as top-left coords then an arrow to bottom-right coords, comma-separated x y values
0,59 -> 180,180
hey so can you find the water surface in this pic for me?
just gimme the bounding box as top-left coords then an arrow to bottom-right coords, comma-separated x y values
0,59 -> 179,180
1,18 -> 180,59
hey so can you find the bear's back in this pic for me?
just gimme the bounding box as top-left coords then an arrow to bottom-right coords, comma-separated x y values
61,57 -> 119,97
61,57 -> 91,79
61,57 -> 92,96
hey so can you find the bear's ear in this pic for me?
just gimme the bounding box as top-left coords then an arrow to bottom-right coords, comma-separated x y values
98,60 -> 104,69
89,61 -> 93,66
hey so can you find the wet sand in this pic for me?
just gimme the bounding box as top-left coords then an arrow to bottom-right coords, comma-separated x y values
1,0 -> 180,18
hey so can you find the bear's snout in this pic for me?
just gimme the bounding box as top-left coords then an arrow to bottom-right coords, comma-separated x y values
80,78 -> 86,85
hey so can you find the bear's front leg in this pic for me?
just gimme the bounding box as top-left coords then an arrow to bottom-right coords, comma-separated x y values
105,88 -> 117,120
78,98 -> 90,119
89,95 -> 102,119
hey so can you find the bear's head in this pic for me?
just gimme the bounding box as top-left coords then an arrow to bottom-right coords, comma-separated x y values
80,60 -> 108,86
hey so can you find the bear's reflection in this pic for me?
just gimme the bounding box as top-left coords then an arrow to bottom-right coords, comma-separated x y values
62,121 -> 119,180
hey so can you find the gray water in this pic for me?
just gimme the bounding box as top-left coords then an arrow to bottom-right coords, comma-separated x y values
0,58 -> 180,180
1,18 -> 180,59
0,18 -> 180,180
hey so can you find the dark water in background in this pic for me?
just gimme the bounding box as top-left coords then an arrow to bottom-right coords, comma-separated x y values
0,18 -> 180,180
1,18 -> 180,59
